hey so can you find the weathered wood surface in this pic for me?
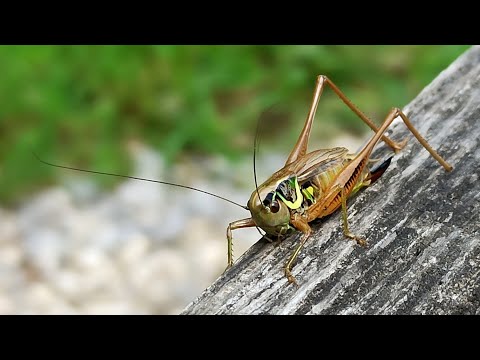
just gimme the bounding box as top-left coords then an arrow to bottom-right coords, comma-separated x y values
182,46 -> 480,315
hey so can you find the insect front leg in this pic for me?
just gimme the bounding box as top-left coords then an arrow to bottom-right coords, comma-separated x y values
226,218 -> 256,269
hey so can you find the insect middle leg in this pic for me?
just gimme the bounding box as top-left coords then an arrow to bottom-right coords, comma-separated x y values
341,187 -> 367,246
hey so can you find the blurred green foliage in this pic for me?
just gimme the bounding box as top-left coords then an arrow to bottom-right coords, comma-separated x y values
0,45 -> 470,205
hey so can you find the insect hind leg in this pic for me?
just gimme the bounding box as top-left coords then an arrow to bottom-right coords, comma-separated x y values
322,75 -> 408,153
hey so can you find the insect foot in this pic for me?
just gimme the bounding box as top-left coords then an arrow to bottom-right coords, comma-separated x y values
223,263 -> 233,275
391,138 -> 409,153
285,268 -> 299,286
344,232 -> 368,247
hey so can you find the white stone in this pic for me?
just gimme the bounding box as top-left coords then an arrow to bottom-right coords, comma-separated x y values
81,300 -> 141,315
127,248 -> 188,309
22,229 -> 65,272
116,233 -> 150,266
0,295 -> 14,314
23,282 -> 77,314
0,243 -> 23,267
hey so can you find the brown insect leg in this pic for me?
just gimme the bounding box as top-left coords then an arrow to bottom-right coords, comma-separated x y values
333,107 -> 451,202
286,75 -> 410,167
285,76 -> 326,165
328,76 -> 454,171
323,76 -> 407,153
284,214 -> 312,285
341,188 -> 367,246
226,218 -> 256,269
396,111 -> 453,172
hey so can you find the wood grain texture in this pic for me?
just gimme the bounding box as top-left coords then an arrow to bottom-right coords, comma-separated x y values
182,46 -> 480,315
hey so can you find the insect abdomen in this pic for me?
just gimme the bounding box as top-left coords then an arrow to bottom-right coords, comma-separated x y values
316,160 -> 348,192
318,158 -> 368,216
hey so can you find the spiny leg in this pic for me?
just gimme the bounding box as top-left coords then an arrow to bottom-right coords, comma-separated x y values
286,75 -> 407,167
285,75 -> 326,165
329,78 -> 452,171
284,214 -> 312,285
396,110 -> 452,171
322,76 -> 408,153
337,105 -> 452,242
226,218 -> 256,270
341,188 -> 367,246
351,107 -> 453,173
335,107 -> 452,194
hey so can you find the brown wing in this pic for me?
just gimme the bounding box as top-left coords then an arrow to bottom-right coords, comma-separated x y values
257,147 -> 349,197
285,147 -> 349,183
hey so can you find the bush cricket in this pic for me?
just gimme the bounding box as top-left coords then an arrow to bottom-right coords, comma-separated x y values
35,75 -> 453,285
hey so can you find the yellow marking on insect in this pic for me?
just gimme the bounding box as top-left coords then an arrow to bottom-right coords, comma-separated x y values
276,177 -> 303,209
302,186 -> 315,203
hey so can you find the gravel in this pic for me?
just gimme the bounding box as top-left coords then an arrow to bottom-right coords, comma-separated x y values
0,136 -> 363,314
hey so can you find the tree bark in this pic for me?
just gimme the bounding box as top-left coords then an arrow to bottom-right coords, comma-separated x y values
182,46 -> 480,315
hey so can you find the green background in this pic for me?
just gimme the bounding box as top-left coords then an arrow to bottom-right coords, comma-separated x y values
0,45 -> 470,205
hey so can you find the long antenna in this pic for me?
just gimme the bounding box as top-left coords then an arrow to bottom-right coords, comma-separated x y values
253,114 -> 263,205
32,151 -> 248,211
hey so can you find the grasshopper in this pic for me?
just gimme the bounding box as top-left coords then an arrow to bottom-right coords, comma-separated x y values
35,75 -> 453,285
226,75 -> 452,284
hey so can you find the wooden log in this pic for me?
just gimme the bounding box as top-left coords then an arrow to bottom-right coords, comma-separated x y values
182,46 -> 480,315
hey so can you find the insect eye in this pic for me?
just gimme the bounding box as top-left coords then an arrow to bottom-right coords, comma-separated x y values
262,192 -> 280,213
270,200 -> 280,213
